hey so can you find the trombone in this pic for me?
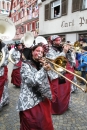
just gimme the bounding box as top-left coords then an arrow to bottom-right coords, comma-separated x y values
22,33 -> 87,93
70,41 -> 87,53
45,56 -> 87,93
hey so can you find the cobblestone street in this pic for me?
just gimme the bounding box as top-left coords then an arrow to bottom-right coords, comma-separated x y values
0,63 -> 87,130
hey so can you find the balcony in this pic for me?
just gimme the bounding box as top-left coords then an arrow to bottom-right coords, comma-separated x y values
20,1 -> 23,8
14,10 -> 39,26
0,9 -> 10,16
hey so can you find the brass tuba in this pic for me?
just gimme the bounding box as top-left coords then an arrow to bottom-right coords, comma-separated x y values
0,48 -> 5,67
0,15 -> 16,66
8,48 -> 15,64
23,31 -> 34,48
0,15 -> 16,41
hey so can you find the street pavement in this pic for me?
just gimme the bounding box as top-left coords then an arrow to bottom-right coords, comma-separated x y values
0,62 -> 87,130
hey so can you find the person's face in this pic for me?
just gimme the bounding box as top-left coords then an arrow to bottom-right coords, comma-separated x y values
67,44 -> 71,49
53,37 -> 61,45
55,10 -> 57,13
32,46 -> 44,61
17,44 -> 22,50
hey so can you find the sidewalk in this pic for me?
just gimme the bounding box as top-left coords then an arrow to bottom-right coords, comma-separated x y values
0,63 -> 87,130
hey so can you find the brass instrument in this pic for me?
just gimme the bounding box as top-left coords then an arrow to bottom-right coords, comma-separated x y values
46,56 -> 87,93
70,41 -> 85,52
8,48 -> 15,64
23,34 -> 87,93
0,15 -> 16,66
0,48 -> 5,66
23,31 -> 34,48
0,52 -> 3,62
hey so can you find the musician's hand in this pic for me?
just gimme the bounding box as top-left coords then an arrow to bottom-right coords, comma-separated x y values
43,63 -> 51,71
38,57 -> 51,71
63,45 -> 69,53
38,57 -> 46,65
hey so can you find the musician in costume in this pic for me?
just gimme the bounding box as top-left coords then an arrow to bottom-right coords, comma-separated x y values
11,41 -> 23,87
16,40 -> 59,130
0,39 -> 9,111
66,42 -> 78,93
46,35 -> 76,115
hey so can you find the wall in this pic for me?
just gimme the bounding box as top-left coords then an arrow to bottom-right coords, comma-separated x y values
39,0 -> 87,37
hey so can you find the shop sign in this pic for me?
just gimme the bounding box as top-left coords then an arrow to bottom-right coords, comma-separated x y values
61,17 -> 87,28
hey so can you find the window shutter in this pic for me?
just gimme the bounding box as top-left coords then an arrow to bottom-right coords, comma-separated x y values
80,0 -> 83,10
45,4 -> 50,21
61,0 -> 68,16
18,12 -> 20,19
19,28 -> 21,34
24,26 -> 26,33
72,0 -> 81,12
27,24 -> 29,31
32,22 -> 35,31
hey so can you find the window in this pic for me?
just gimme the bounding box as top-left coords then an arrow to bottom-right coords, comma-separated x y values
7,2 -> 9,10
51,0 -> 61,19
21,9 -> 25,18
36,22 -> 38,29
45,0 -> 68,20
27,7 -> 29,15
2,1 -> 5,9
79,34 -> 87,43
16,28 -> 19,35
17,0 -> 20,4
21,26 -> 24,33
36,21 -> 39,29
38,22 -> 39,28
32,22 -> 35,31
29,23 -> 32,31
72,0 -> 87,12
27,24 -> 29,31
82,0 -> 87,9
16,14 -> 18,21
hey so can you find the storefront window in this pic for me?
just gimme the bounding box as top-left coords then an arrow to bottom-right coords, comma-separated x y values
79,34 -> 87,43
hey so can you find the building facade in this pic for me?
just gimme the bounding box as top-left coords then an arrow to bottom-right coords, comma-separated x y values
38,0 -> 87,43
11,0 -> 39,41
0,0 -> 11,16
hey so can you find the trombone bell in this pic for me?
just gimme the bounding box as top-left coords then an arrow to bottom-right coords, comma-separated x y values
53,56 -> 67,72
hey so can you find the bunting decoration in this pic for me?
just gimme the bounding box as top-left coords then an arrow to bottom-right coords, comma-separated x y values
0,6 -> 38,13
